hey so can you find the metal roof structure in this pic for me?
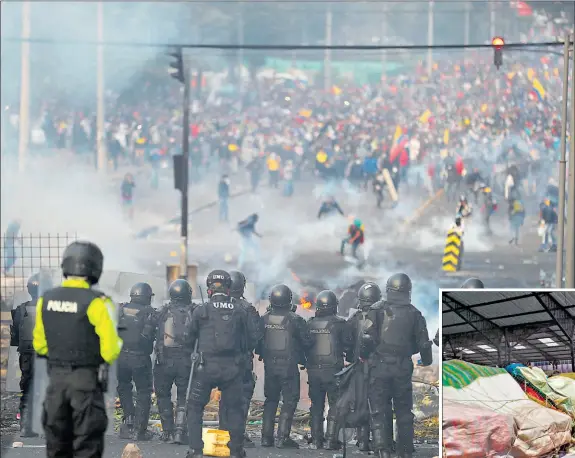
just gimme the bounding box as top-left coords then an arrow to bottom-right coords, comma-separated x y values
442,290 -> 575,367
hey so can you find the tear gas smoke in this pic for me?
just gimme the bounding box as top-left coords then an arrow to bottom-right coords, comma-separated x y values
1,157 -> 143,274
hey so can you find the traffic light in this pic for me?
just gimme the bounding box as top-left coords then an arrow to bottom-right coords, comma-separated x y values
168,48 -> 185,84
491,36 -> 505,70
173,154 -> 187,192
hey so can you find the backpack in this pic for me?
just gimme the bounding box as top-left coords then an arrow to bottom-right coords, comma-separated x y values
512,200 -> 524,214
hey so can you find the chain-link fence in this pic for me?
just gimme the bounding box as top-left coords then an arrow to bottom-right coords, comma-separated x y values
0,233 -> 77,308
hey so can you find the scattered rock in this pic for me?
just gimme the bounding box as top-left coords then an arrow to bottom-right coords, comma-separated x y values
121,443 -> 142,458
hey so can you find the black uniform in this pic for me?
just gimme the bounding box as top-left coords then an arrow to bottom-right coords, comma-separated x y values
218,271 -> 264,449
186,270 -> 258,458
344,282 -> 382,452
364,273 -> 433,458
117,282 -> 156,440
10,274 -> 42,437
33,241 -> 123,458
153,279 -> 196,443
305,290 -> 347,450
257,284 -> 313,449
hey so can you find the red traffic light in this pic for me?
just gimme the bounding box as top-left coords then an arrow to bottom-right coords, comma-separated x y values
491,37 -> 505,49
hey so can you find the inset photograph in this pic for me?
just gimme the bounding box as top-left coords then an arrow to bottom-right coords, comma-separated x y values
442,290 -> 575,458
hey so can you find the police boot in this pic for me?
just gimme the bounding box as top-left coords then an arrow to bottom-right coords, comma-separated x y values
260,403 -> 276,447
119,414 -> 135,439
20,407 -> 38,438
185,450 -> 204,458
133,400 -> 153,441
357,425 -> 372,452
243,434 -> 255,449
173,407 -> 189,445
324,418 -> 340,450
310,415 -> 324,449
371,425 -> 388,458
276,410 -> 299,449
159,408 -> 175,442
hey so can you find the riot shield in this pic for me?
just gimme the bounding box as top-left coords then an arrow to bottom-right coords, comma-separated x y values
30,268 -> 56,436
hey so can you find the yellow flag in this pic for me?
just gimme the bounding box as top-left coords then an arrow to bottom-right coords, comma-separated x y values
532,78 -> 546,99
332,85 -> 342,96
299,109 -> 312,118
443,129 -> 449,145
464,118 -> 470,126
419,110 -> 432,123
392,125 -> 402,144
527,68 -> 535,81
480,104 -> 488,113
228,144 -> 239,152
507,72 -> 516,80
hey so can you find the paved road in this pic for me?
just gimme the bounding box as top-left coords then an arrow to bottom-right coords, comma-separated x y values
4,435 -> 439,458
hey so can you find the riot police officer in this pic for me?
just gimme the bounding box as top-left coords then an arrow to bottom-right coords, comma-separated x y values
364,273 -> 433,458
117,282 -> 156,440
153,278 -> 195,443
32,241 -> 123,457
257,284 -> 312,449
344,281 -> 382,452
305,290 -> 347,450
218,270 -> 264,448
185,270 -> 257,458
461,277 -> 484,288
10,273 -> 43,437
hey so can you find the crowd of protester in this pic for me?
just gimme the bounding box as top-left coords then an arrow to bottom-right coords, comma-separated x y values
2,10 -> 572,249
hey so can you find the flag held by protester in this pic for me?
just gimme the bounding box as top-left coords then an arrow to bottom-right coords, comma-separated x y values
532,78 -> 546,100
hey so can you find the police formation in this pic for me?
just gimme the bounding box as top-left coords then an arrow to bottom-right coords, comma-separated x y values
10,239 -> 475,458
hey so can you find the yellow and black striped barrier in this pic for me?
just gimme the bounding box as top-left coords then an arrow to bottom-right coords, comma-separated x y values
442,228 -> 463,272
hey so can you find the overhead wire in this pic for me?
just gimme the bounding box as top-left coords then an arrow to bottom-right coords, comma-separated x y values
0,37 -> 568,51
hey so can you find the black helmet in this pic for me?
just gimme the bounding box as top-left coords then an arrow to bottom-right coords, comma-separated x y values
386,273 -> 412,294
130,282 -> 154,305
269,284 -> 293,308
27,273 -> 40,298
61,241 -> 104,285
229,270 -> 246,298
206,270 -> 232,294
357,282 -> 382,306
461,278 -> 484,289
315,290 -> 338,311
169,279 -> 193,304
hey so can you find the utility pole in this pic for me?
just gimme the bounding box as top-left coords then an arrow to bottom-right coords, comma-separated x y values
463,2 -> 470,47
168,48 -> 190,280
565,33 -> 575,288
556,33 -> 571,288
96,1 -> 107,172
324,3 -> 332,91
237,0 -> 244,99
489,1 -> 496,40
427,0 -> 434,77
381,3 -> 387,77
18,1 -> 31,173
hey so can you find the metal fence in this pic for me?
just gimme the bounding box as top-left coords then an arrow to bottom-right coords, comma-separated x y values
0,233 -> 77,306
